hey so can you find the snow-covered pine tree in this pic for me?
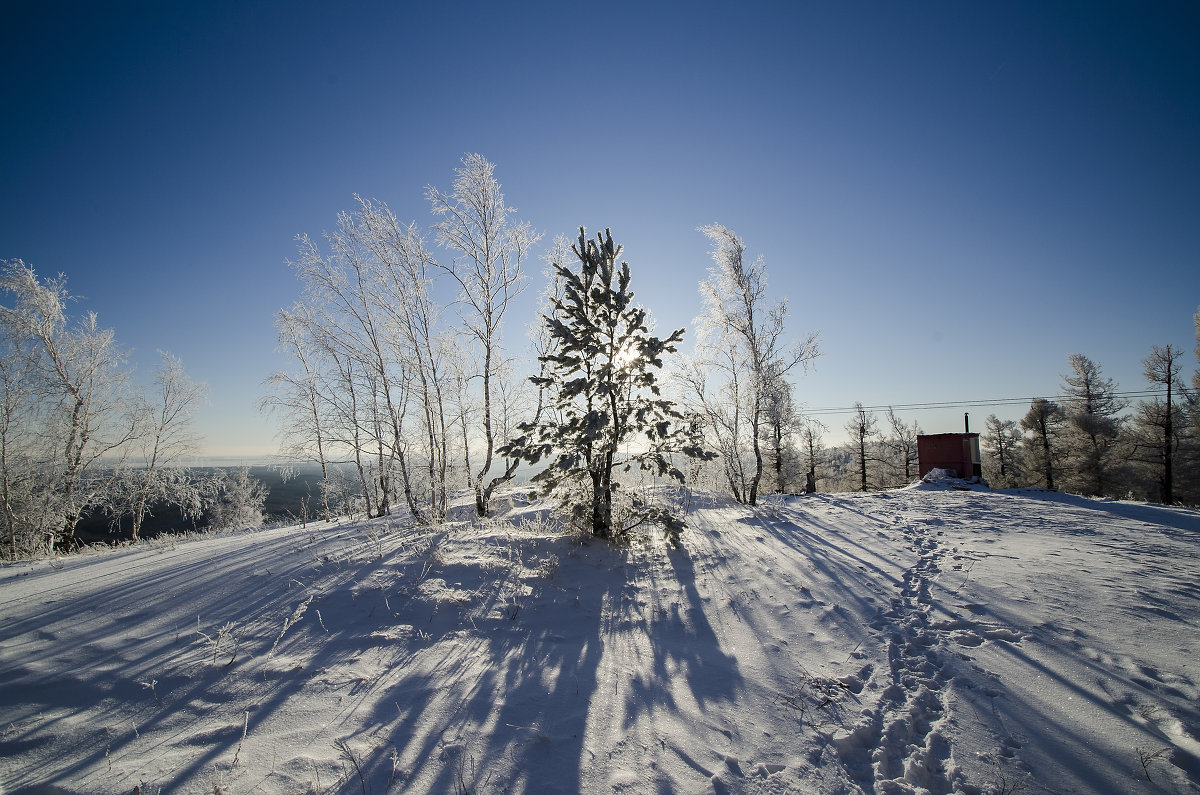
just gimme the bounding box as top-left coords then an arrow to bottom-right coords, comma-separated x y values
845,403 -> 878,492
1131,343 -> 1187,503
501,227 -> 712,546
1060,353 -> 1125,496
982,414 -> 1023,488
1021,397 -> 1065,490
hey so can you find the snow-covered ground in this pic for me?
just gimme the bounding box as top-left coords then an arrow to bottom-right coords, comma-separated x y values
1,483 -> 1198,794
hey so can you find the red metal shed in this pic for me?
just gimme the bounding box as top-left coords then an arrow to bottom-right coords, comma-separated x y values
917,433 -> 981,479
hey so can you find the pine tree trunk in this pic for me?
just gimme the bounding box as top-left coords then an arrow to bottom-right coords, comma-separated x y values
590,469 -> 606,538
1041,430 -> 1055,490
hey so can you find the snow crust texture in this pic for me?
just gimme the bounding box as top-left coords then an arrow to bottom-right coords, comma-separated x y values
1,486 -> 1198,794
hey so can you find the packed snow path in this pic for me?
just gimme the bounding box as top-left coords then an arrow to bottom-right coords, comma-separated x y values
1,485 -> 1198,794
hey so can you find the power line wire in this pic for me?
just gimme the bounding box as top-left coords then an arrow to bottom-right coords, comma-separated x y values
803,390 -> 1168,416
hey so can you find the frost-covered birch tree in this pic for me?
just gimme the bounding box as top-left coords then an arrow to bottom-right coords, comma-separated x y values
428,154 -> 540,517
688,224 -> 818,505
0,315 -> 41,557
354,197 -> 453,522
325,350 -> 377,518
114,352 -> 208,541
884,407 -> 921,485
287,202 -> 431,522
0,260 -> 138,551
680,344 -> 751,500
527,235 -> 572,424
262,305 -> 336,519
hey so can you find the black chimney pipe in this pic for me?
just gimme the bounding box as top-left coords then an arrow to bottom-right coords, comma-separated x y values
964,412 -> 970,433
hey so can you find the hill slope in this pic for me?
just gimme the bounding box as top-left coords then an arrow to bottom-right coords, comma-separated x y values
1,485 -> 1198,794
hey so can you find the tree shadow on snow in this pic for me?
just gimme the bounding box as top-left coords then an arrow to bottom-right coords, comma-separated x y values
349,532 -> 745,794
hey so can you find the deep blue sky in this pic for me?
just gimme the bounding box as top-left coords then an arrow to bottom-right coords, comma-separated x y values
3,1 -> 1198,456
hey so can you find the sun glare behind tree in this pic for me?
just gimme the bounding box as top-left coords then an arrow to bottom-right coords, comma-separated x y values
500,227 -> 714,546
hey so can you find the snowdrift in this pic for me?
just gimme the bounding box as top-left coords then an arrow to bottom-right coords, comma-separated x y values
1,488 -> 1198,794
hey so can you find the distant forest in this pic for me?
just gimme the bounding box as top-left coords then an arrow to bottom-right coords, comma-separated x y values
71,465 -> 334,545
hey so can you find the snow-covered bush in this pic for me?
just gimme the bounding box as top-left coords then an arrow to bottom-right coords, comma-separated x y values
204,468 -> 268,530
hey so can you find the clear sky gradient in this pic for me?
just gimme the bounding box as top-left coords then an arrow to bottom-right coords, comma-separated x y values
4,1 -> 1198,457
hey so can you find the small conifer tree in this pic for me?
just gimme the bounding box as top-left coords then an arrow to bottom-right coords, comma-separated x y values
501,227 -> 712,545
